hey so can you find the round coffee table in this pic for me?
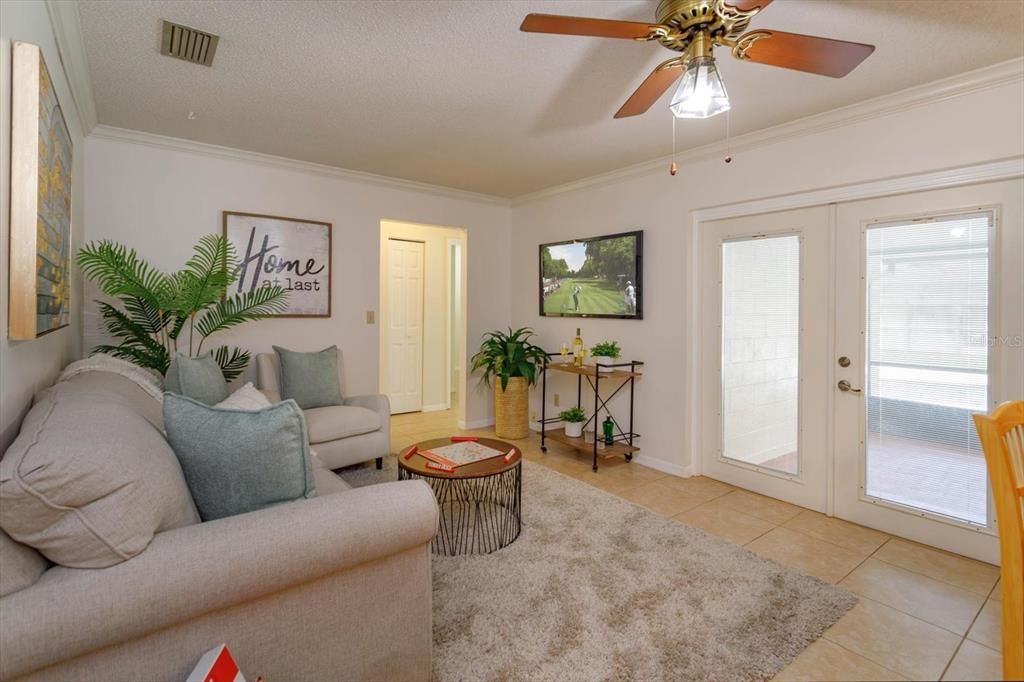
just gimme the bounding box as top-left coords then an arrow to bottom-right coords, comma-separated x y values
398,437 -> 522,556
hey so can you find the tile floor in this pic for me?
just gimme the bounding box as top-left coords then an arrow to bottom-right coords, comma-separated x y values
389,407 -> 1004,682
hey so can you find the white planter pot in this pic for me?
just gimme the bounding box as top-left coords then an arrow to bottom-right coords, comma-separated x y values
591,355 -> 617,372
564,421 -> 584,438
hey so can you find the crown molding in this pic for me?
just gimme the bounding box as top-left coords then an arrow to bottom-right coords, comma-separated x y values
512,57 -> 1024,206
89,125 -> 513,207
46,0 -> 97,134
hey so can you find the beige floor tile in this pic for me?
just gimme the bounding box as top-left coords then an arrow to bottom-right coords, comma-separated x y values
992,578 -> 1002,601
772,638 -> 906,681
840,558 -> 985,635
716,489 -> 803,524
823,599 -> 961,681
745,527 -> 869,584
617,481 -> 708,517
941,640 -> 1003,681
873,539 -> 999,596
657,475 -> 735,501
966,597 -> 1001,651
675,499 -> 776,546
783,511 -> 890,555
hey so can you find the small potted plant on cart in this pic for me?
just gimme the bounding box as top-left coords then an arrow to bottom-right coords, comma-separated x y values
559,406 -> 587,438
589,340 -> 621,373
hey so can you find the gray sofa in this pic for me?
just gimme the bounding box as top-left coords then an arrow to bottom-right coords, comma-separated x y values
0,371 -> 436,681
256,352 -> 390,471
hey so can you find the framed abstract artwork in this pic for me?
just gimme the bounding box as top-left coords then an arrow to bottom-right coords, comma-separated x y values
9,42 -> 73,339
223,211 -> 332,317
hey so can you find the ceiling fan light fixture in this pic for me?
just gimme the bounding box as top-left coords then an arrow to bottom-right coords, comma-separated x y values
669,55 -> 730,119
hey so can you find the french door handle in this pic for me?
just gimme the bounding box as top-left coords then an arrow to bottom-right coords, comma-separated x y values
837,380 -> 862,394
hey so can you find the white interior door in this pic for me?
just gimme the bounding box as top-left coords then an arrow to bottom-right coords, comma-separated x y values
833,180 -> 1023,564
386,239 -> 424,414
701,206 -> 832,511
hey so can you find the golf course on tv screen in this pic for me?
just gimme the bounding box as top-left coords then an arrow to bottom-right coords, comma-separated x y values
539,231 -> 642,319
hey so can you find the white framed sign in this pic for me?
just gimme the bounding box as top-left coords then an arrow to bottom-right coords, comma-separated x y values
223,211 -> 332,317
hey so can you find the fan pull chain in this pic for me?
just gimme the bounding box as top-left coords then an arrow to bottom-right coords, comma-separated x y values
724,109 -> 733,164
670,115 -> 678,176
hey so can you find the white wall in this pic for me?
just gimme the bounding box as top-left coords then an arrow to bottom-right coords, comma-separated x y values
379,220 -> 467,414
83,134 -> 510,427
511,73 -> 1024,476
0,1 -> 86,451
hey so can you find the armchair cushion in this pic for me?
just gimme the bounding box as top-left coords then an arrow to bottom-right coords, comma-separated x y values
273,345 -> 343,409
305,405 -> 381,444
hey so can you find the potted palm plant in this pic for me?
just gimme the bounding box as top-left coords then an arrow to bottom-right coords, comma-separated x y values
471,327 -> 547,439
559,406 -> 586,438
77,234 -> 288,380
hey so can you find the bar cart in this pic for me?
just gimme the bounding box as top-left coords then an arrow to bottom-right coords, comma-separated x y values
538,353 -> 643,472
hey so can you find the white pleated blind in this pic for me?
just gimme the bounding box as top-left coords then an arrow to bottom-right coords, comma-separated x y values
864,212 -> 990,525
721,235 -> 800,475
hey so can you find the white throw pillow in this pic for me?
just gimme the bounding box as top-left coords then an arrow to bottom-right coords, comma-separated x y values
214,382 -> 273,411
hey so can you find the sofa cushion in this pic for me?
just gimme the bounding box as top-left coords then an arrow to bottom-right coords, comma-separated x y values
164,394 -> 317,521
273,345 -> 343,409
305,405 -> 381,443
164,352 -> 228,405
0,530 -> 49,597
0,379 -> 200,568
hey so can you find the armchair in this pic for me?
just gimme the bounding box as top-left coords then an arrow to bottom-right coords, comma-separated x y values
256,352 -> 390,470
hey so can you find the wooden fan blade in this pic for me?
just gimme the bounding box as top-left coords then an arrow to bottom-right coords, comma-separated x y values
520,13 -> 660,40
722,0 -> 773,11
734,30 -> 874,78
615,60 -> 685,119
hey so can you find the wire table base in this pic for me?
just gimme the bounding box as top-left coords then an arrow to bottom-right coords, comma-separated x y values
399,462 -> 522,556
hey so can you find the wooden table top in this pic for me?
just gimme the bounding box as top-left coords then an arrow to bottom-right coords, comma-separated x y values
398,437 -> 522,479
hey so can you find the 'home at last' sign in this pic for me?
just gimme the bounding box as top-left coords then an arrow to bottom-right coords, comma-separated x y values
223,211 -> 331,317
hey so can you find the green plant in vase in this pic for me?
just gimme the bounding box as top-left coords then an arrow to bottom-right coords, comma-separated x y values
471,327 -> 548,439
590,340 -> 622,372
78,234 -> 288,380
558,406 -> 587,438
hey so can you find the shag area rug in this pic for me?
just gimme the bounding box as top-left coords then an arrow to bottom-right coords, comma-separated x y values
340,458 -> 856,681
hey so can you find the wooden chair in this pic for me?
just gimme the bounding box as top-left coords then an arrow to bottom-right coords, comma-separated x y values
974,400 -> 1024,681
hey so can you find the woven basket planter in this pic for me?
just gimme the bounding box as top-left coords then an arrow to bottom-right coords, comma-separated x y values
494,377 -> 529,439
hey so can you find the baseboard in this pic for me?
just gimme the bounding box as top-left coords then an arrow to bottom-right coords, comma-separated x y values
421,403 -> 449,413
632,454 -> 693,479
459,417 -> 494,430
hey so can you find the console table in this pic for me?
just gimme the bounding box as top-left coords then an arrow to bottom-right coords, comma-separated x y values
538,354 -> 643,472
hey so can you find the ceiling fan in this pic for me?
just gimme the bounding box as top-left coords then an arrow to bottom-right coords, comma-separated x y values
520,0 -> 875,120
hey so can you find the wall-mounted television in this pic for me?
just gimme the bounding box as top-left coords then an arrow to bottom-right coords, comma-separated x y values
539,230 -> 643,320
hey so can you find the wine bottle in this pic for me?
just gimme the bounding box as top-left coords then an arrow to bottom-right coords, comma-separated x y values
573,328 -> 583,367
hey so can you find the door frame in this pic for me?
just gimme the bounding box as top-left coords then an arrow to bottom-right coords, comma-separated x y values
687,158 -> 1024,517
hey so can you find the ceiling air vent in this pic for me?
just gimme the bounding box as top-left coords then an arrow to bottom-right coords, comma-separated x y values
160,20 -> 219,67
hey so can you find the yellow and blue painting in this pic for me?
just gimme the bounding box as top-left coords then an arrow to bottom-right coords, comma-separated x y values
35,58 -> 72,334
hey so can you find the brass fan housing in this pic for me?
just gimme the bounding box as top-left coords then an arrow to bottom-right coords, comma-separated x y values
649,0 -> 760,53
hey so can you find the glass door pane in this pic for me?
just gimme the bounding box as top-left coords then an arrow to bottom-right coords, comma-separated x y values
864,212 -> 990,524
721,235 -> 800,475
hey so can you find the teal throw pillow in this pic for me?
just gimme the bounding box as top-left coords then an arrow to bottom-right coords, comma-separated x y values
164,352 -> 228,405
273,345 -> 343,409
163,393 -> 316,521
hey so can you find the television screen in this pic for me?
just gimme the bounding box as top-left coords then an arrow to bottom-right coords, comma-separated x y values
539,230 -> 642,319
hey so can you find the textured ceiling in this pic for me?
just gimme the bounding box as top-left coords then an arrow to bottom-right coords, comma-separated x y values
79,0 -> 1024,198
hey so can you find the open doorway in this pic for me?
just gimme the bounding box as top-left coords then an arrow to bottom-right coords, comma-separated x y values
379,220 -> 467,423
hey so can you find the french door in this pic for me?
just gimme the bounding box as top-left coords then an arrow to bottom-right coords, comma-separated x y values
701,180 -> 1021,562
834,181 -> 1021,563
700,206 -> 832,512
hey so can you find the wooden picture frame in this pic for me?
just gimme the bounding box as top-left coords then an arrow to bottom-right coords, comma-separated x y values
9,42 -> 73,339
222,211 -> 332,317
